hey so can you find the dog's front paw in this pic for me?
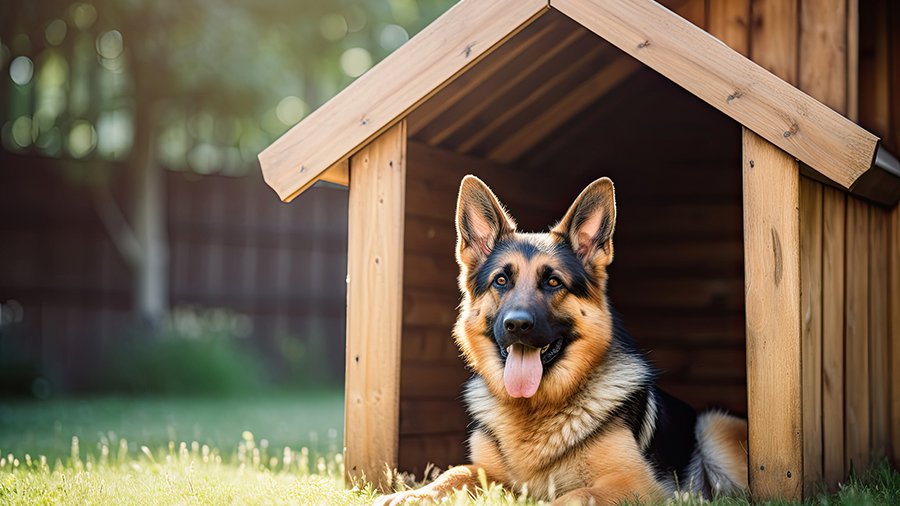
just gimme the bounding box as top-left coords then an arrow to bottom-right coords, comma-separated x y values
552,489 -> 600,506
374,487 -> 441,506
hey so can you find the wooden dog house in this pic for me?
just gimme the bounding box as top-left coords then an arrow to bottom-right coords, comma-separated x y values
259,0 -> 900,500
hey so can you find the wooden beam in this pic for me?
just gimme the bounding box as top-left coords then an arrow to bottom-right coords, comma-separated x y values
258,0 -> 547,202
344,121 -> 407,490
742,128 -> 802,500
321,159 -> 349,187
551,0 -> 878,191
822,186 -> 846,488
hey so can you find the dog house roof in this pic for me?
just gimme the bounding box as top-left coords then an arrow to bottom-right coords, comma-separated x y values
259,0 -> 897,204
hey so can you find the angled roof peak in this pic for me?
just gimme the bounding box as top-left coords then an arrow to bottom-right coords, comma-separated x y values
260,0 -> 882,204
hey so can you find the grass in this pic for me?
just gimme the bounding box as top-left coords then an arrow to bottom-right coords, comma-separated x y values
1,394 -> 898,505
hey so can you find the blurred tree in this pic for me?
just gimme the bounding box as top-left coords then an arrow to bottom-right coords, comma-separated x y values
2,0 -> 454,327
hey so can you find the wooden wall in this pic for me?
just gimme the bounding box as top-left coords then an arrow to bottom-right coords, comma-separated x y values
704,0 -> 899,493
399,70 -> 746,474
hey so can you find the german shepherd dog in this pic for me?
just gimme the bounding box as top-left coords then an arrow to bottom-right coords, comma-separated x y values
378,176 -> 748,505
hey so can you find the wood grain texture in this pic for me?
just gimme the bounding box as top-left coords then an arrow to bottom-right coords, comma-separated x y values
742,128 -> 802,500
868,208 -> 890,460
821,186 -> 846,487
708,0 -> 750,55
344,122 -> 407,490
259,0 -> 547,201
799,0 -> 848,113
551,0 -> 877,191
796,0 -> 848,491
750,0 -> 798,85
844,197 -> 870,473
799,176 -> 823,494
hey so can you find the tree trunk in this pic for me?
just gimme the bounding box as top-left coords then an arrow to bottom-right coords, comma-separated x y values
131,107 -> 168,328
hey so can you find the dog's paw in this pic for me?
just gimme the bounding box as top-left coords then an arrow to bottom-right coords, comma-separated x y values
551,489 -> 600,506
374,487 -> 441,506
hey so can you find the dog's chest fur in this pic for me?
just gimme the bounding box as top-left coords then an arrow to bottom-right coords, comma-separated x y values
463,350 -> 654,496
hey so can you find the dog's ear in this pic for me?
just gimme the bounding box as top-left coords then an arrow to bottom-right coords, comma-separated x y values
553,177 -> 617,268
455,175 -> 516,270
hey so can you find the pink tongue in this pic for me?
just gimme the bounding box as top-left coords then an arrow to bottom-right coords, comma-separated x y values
503,344 -> 543,398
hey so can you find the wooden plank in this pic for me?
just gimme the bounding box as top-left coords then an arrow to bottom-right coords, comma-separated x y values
259,0 -> 547,202
398,432 -> 468,475
890,205 -> 900,468
551,0 -> 877,191
869,208 -> 890,460
799,0 -> 849,113
741,128 -> 802,500
821,186 -> 846,488
750,0 -> 798,85
708,0 -> 750,55
796,0 -> 848,492
799,176 -> 823,494
344,122 -> 407,490
844,196 -> 870,473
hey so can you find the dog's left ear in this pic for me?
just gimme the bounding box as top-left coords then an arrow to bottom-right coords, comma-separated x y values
455,175 -> 516,271
553,177 -> 617,268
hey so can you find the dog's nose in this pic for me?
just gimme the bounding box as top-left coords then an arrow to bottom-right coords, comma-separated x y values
503,310 -> 534,337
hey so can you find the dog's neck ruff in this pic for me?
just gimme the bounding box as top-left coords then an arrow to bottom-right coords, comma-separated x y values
464,346 -> 655,467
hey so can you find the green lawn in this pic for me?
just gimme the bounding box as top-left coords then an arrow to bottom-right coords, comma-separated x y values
1,393 -> 898,505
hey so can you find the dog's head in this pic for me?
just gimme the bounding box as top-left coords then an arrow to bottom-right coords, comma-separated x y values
453,175 -> 618,404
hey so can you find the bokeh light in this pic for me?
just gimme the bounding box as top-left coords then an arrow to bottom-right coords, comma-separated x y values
275,96 -> 309,125
11,116 -> 34,148
70,3 -> 98,30
319,14 -> 348,41
340,47 -> 372,78
9,56 -> 34,85
67,119 -> 97,158
45,19 -> 67,46
96,30 -> 123,59
379,24 -> 409,51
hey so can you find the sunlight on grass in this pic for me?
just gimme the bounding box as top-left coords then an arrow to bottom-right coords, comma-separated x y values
0,431 -> 375,505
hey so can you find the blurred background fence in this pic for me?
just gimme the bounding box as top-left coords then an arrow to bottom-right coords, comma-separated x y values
1,151 -> 348,393
1,1 -> 455,397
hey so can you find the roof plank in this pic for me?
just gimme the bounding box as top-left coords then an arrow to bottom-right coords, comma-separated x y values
552,0 -> 879,190
258,0 -> 549,202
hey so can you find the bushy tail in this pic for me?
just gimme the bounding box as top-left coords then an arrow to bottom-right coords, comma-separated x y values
695,411 -> 749,497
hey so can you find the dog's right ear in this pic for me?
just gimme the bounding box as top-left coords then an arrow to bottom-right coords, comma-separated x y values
455,175 -> 516,270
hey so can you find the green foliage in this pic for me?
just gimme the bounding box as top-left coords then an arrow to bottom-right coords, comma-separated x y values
98,307 -> 268,395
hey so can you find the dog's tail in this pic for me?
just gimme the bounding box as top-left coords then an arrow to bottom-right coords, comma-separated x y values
695,411 -> 749,497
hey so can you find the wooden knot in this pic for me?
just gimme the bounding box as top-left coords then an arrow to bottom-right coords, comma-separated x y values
637,40 -> 651,49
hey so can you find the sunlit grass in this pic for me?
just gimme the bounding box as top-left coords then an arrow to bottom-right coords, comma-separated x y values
1,395 -> 898,504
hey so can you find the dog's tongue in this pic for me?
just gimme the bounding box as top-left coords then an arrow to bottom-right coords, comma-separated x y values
503,343 -> 542,398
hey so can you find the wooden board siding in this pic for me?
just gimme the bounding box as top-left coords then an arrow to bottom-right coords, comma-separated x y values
869,209 -> 890,460
344,122 -> 407,490
796,0 -> 852,492
844,197 -> 870,473
822,187 -> 847,486
891,206 -> 900,469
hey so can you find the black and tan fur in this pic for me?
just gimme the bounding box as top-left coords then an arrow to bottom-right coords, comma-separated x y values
377,176 -> 748,505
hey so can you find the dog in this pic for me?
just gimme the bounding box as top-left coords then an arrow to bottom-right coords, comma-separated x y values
377,176 -> 748,505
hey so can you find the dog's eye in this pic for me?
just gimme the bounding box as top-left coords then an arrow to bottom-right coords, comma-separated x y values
493,274 -> 508,287
546,276 -> 562,289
